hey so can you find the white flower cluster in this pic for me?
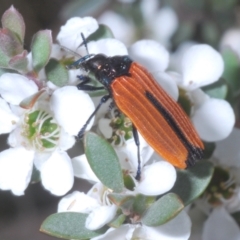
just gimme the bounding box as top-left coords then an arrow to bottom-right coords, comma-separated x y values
0,7 -> 236,239
55,16 -> 234,239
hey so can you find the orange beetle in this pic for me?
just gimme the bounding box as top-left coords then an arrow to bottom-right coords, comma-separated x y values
68,52 -> 204,179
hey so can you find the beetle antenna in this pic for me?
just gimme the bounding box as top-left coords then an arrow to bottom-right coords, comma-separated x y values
81,32 -> 90,56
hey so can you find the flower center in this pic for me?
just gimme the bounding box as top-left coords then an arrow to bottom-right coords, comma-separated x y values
109,114 -> 133,146
23,110 -> 60,151
203,166 -> 236,206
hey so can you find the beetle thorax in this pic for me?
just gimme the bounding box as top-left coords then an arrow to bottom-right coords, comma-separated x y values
82,54 -> 132,89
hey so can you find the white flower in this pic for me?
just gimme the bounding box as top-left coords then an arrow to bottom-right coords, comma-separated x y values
189,129 -> 240,239
220,28 -> 240,58
40,151 -> 74,196
50,86 -> 95,136
152,7 -> 179,46
135,160 -> 176,196
214,128 -> 240,168
140,2 -> 178,47
56,17 -> 99,52
87,38 -> 128,56
0,73 -> 95,196
0,147 -> 34,195
93,210 -> 191,240
98,11 -> 134,44
202,207 -> 240,240
0,73 -> 38,105
58,182 -> 118,230
72,154 -> 100,183
129,39 -> 169,72
190,89 -> 235,142
180,44 -> 224,90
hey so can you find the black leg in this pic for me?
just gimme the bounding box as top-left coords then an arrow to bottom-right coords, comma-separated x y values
132,124 -> 141,180
77,76 -> 105,91
77,95 -> 111,139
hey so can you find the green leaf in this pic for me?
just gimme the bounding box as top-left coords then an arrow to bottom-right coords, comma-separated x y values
142,193 -> 184,226
1,6 -> 25,43
45,58 -> 68,87
8,50 -> 28,72
222,48 -> 240,93
123,172 -> 135,191
84,132 -> 124,192
31,30 -> 52,72
40,212 -> 108,239
0,47 -> 10,68
0,28 -> 23,57
133,194 -> 155,216
86,24 -> 114,42
171,161 -> 214,206
178,88 -> 191,116
108,193 -> 135,207
202,78 -> 229,99
0,67 -> 17,76
203,141 -> 216,159
108,214 -> 126,228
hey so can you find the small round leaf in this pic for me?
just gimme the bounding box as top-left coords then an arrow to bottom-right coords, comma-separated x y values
31,30 -> 52,72
1,6 -> 25,43
45,58 -> 69,87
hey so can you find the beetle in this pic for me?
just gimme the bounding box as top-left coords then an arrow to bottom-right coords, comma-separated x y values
67,36 -> 204,180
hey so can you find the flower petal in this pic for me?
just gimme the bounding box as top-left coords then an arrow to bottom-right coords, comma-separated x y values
0,98 -> 19,134
50,86 -> 95,136
58,129 -> 75,151
153,7 -> 178,46
188,207 -> 207,240
98,118 -> 113,139
41,151 -> 74,196
92,224 -> 134,240
202,207 -> 240,240
133,210 -> 191,240
220,28 -> 240,58
56,17 -> 98,51
192,98 -> 235,142
98,11 -> 134,44
85,205 -> 118,230
87,38 -> 128,56
214,128 -> 240,167
135,160 -> 176,196
72,154 -> 100,182
0,147 -> 34,196
181,44 -> 224,90
58,191 -> 100,213
115,136 -> 154,176
0,73 -> 38,105
129,39 -> 169,72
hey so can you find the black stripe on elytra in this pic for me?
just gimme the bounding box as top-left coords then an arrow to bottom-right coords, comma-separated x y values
145,91 -> 203,167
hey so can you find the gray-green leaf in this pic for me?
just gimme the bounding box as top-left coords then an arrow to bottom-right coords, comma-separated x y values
45,58 -> 68,87
84,132 -> 124,192
1,6 -> 25,43
142,193 -> 184,226
40,212 -> 108,240
171,161 -> 214,206
31,30 -> 52,72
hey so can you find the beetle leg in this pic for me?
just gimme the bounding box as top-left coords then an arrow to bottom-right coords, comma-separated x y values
77,75 -> 105,91
132,124 -> 141,180
77,95 -> 111,139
